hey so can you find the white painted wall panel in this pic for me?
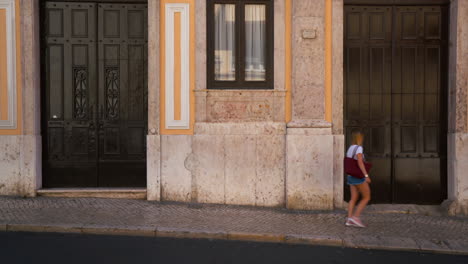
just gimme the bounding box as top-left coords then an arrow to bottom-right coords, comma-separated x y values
0,0 -> 17,129
165,3 -> 190,130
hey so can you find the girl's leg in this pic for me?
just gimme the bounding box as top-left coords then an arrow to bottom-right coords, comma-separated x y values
354,182 -> 371,218
347,185 -> 359,218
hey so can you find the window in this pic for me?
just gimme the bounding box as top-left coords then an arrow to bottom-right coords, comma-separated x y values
207,0 -> 274,89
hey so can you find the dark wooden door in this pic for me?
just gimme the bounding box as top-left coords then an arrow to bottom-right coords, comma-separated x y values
42,2 -> 147,187
344,6 -> 393,203
344,5 -> 448,204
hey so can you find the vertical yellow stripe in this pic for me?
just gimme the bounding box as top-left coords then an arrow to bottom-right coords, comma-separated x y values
174,12 -> 181,121
0,9 -> 8,121
325,0 -> 333,123
285,0 -> 292,123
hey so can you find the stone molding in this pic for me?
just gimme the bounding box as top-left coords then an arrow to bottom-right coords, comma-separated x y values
287,119 -> 332,129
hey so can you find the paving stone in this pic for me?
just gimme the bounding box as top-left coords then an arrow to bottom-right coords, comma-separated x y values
0,196 -> 467,254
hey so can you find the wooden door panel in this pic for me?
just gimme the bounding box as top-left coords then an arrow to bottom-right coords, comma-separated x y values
97,3 -> 147,187
344,6 -> 393,203
394,158 -> 441,204
43,2 -> 148,187
43,2 -> 98,187
393,6 -> 446,203
345,5 -> 447,204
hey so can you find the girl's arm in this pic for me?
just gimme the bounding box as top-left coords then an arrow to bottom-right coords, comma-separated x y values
356,153 -> 370,183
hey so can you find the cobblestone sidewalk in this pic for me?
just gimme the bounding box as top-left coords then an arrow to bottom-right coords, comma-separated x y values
1,196 -> 467,255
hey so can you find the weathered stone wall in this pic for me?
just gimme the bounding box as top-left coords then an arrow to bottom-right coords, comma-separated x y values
147,0 -> 161,201
204,91 -> 286,122
0,0 -> 41,197
0,135 -> 39,196
285,0 -> 337,210
291,0 -> 325,121
447,0 -> 468,215
160,123 -> 286,207
155,0 -> 289,207
332,0 -> 344,209
286,128 -> 334,210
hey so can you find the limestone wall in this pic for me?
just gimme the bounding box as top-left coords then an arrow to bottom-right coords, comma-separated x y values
0,0 -> 41,197
154,0 -> 343,209
283,0 -> 339,210
160,123 -> 286,207
0,135 -> 39,196
447,0 -> 468,215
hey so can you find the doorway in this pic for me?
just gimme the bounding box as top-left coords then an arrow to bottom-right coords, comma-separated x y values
41,2 -> 148,187
344,4 -> 448,204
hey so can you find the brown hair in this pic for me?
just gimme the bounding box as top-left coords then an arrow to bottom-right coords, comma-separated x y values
351,131 -> 364,146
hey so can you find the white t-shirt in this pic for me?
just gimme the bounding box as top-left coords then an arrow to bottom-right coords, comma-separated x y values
346,145 -> 364,160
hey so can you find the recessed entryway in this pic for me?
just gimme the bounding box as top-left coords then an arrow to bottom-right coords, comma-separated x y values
344,4 -> 448,204
41,1 -> 148,187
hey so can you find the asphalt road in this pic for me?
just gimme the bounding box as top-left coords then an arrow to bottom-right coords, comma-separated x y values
1,232 -> 467,264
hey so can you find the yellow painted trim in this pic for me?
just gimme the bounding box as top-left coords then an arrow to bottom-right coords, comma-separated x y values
160,0 -> 195,135
325,0 -> 332,123
285,0 -> 292,123
173,12 -> 181,121
0,0 -> 21,135
0,9 -> 8,121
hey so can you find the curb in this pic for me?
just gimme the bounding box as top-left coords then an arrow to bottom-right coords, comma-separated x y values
285,234 -> 343,247
2,224 -> 468,256
81,226 -> 156,237
156,227 -> 228,240
227,232 -> 285,243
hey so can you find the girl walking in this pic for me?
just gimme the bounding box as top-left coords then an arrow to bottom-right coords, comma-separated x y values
345,131 -> 371,228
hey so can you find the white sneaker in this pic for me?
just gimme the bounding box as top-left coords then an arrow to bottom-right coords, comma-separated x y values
345,217 -> 355,227
348,217 -> 366,228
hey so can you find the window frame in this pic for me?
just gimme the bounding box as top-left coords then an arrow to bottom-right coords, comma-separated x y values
207,0 -> 274,90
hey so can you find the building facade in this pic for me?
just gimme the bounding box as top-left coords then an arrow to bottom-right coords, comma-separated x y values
0,0 -> 467,215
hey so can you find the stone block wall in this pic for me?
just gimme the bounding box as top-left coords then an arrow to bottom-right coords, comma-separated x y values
0,135 -> 40,196
0,0 -> 41,197
447,0 -> 468,215
286,128 -> 334,210
159,123 -> 286,207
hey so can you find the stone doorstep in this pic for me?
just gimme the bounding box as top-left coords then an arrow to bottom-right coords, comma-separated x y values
36,188 -> 147,200
3,223 -> 468,256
